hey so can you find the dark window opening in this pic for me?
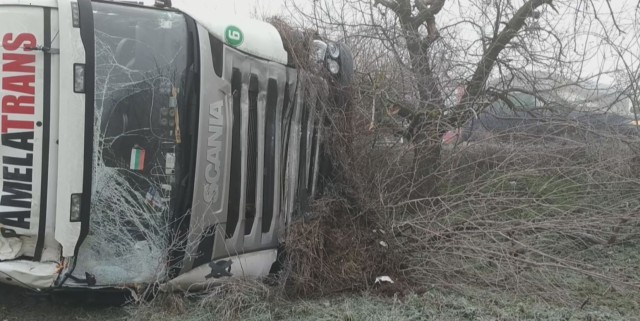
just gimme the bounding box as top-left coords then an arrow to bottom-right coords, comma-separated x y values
244,75 -> 259,235
226,68 -> 243,238
262,79 -> 278,233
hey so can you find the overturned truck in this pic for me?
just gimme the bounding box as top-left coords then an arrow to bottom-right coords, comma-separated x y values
0,0 -> 353,292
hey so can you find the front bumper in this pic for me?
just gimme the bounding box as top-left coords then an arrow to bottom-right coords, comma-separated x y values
0,260 -> 58,289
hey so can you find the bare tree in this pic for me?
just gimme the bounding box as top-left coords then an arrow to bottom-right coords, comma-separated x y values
285,0 -> 637,198
277,0 -> 640,302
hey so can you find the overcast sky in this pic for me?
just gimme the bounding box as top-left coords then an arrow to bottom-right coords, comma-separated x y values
143,0 -> 285,17
192,0 -> 282,16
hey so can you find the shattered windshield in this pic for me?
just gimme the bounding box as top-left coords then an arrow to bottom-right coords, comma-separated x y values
76,2 -> 193,284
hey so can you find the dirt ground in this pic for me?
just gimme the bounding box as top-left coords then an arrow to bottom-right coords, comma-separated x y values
0,285 -> 126,321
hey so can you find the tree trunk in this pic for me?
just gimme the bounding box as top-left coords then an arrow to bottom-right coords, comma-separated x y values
411,130 -> 442,199
401,22 -> 445,198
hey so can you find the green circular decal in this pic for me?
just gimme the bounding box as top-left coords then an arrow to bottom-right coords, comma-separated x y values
225,25 -> 244,47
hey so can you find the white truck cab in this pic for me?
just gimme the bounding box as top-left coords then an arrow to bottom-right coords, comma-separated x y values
0,0 -> 353,292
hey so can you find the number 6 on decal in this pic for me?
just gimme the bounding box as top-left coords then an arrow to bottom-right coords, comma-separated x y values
224,25 -> 243,47
228,30 -> 240,40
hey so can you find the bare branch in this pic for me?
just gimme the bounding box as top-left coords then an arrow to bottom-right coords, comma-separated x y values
413,0 -> 446,27
604,0 -> 625,34
374,0 -> 411,19
373,0 -> 400,11
412,0 -> 446,40
458,0 -> 557,122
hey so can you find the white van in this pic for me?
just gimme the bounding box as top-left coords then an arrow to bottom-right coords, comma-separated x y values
0,0 -> 352,292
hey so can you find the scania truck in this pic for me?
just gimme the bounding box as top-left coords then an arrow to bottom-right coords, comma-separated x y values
0,0 -> 353,292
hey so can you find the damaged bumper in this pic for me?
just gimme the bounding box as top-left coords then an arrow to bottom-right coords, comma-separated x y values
160,249 -> 277,292
0,260 -> 58,289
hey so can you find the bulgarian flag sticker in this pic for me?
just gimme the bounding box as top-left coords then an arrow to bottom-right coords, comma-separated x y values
130,146 -> 146,171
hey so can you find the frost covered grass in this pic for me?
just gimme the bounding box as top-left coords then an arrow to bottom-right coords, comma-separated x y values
125,279 -> 639,321
1,280 -> 638,321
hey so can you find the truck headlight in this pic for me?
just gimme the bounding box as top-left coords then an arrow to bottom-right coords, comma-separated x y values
327,59 -> 340,75
70,194 -> 82,222
74,64 -> 85,93
327,42 -> 340,59
312,40 -> 328,63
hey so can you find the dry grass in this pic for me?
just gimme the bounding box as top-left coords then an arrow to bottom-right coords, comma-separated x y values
125,284 -> 639,321
280,196 -> 404,297
128,280 -> 278,321
394,140 -> 640,303
277,88 -> 640,307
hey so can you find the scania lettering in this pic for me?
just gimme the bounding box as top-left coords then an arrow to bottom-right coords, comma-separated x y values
0,0 -> 353,293
205,100 -> 224,204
